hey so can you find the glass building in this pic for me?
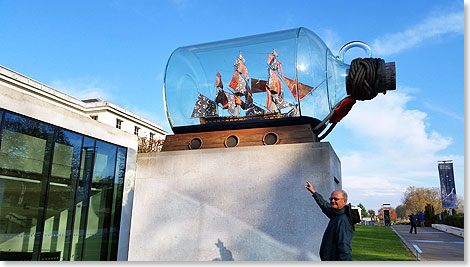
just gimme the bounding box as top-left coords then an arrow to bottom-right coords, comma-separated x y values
0,108 -> 127,260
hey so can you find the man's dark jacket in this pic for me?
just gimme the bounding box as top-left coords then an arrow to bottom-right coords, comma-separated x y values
312,192 -> 354,261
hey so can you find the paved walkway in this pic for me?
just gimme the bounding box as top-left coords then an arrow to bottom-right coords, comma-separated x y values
391,224 -> 464,261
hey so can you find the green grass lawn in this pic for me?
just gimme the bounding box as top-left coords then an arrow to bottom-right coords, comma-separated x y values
352,225 -> 416,261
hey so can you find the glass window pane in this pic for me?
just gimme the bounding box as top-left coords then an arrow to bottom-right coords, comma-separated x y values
40,129 -> 83,261
106,146 -> 126,260
82,140 -> 116,261
0,110 -> 127,261
0,112 -> 54,260
70,136 -> 95,261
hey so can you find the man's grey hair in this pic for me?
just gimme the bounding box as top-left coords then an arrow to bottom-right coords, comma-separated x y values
340,190 -> 348,201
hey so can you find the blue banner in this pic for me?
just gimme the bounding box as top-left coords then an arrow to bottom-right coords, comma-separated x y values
438,162 -> 458,209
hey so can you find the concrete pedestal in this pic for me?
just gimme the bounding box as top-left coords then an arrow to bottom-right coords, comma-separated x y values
128,142 -> 341,261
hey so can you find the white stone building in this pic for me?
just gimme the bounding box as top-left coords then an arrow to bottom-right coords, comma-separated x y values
0,65 -> 166,141
82,98 -> 166,141
0,65 -> 166,261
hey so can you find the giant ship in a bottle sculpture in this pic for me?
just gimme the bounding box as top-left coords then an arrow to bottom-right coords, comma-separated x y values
162,27 -> 395,150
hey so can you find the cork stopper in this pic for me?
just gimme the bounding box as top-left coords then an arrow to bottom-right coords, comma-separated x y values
384,62 -> 396,91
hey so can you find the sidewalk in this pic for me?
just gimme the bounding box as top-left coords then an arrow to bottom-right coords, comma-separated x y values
391,224 -> 464,261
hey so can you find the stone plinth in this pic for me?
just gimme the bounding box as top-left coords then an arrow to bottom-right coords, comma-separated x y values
128,142 -> 341,261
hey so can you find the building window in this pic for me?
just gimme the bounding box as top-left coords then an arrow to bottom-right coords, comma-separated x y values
116,119 -> 122,129
90,115 -> 98,120
149,132 -> 154,140
0,109 -> 127,261
134,126 -> 140,135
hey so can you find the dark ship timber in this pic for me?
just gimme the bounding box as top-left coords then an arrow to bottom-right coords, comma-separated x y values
200,112 -> 284,124
173,115 -> 324,135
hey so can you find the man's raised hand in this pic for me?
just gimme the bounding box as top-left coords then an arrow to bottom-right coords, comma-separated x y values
305,181 -> 315,194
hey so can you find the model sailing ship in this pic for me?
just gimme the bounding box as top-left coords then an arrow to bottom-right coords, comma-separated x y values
191,49 -> 317,124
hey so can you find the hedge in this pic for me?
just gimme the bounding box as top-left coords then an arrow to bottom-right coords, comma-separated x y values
443,214 -> 464,229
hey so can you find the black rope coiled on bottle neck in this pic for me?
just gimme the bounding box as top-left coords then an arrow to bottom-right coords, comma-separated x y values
346,58 -> 383,101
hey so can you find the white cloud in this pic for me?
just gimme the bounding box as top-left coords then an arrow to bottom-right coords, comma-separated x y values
342,89 -> 452,161
372,11 -> 463,56
343,176 -> 406,197
342,174 -> 407,209
423,101 -> 464,121
334,88 -> 455,209
51,78 -> 112,101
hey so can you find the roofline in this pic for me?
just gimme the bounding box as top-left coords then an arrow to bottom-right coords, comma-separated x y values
0,65 -> 167,135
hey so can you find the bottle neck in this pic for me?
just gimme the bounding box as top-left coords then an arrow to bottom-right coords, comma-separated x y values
327,54 -> 350,108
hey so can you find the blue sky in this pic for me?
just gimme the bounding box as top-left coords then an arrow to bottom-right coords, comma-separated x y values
0,0 -> 464,213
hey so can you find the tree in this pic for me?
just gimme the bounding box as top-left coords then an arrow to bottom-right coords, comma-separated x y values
400,186 -> 443,216
395,204 -> 407,219
367,209 -> 376,221
378,207 -> 397,221
424,203 -> 436,226
138,137 -> 164,153
455,196 -> 465,214
357,203 -> 369,218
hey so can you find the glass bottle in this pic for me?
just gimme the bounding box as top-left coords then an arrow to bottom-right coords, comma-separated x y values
163,27 -> 394,133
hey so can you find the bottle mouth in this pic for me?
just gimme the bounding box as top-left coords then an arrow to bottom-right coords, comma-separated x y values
376,60 -> 396,94
337,41 -> 396,99
384,62 -> 396,92
346,58 -> 396,101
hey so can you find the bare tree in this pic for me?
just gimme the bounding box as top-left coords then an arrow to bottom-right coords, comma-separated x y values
138,137 -> 164,153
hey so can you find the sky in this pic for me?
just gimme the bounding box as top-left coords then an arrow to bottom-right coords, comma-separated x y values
0,0 -> 464,213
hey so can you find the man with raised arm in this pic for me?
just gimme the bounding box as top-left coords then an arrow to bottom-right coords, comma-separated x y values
305,181 -> 354,261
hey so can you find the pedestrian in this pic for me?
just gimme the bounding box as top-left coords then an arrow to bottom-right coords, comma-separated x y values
305,181 -> 354,261
409,213 -> 417,234
418,212 -> 424,227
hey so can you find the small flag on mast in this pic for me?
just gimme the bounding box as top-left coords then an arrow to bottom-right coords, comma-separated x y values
226,92 -> 236,115
215,71 -> 223,89
282,76 -> 314,101
191,94 -> 218,118
265,89 -> 272,110
267,69 -> 282,95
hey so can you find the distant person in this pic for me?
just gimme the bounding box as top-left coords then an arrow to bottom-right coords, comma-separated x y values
409,213 -> 417,234
305,181 -> 354,261
418,212 -> 424,227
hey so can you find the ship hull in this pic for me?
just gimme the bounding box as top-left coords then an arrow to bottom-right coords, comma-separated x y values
172,116 -> 324,135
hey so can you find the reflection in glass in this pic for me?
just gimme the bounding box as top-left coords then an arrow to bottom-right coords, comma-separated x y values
40,129 -> 83,260
0,109 -> 127,261
0,112 -> 54,260
70,137 -> 95,261
82,140 -> 116,260
107,146 -> 126,260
